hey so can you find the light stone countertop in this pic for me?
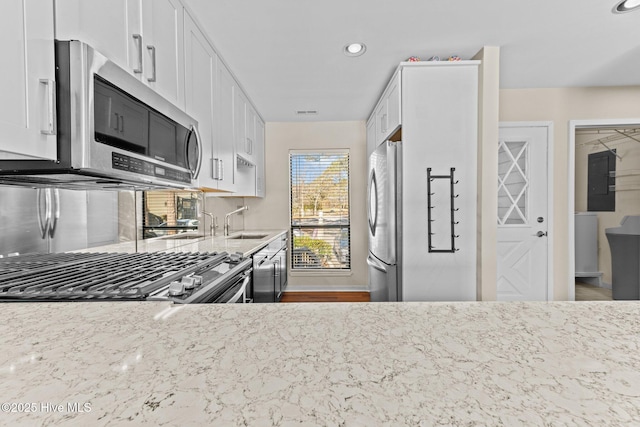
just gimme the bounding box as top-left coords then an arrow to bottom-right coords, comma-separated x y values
1,301 -> 639,426
75,229 -> 287,257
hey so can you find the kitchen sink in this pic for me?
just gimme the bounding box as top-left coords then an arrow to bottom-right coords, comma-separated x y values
227,233 -> 268,240
160,234 -> 204,240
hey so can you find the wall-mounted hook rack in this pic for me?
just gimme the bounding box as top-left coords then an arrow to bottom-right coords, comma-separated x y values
426,167 -> 459,253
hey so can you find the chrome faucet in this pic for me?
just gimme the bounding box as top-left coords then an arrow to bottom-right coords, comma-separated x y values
224,206 -> 248,236
202,211 -> 218,236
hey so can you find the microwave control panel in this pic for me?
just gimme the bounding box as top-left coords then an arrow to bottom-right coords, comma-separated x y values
112,152 -> 191,184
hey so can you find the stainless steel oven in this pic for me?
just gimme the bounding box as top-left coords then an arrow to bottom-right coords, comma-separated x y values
0,252 -> 252,304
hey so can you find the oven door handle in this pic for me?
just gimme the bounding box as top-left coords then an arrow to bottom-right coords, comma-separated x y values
225,275 -> 251,304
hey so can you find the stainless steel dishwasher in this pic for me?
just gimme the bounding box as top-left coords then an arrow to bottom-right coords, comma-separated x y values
252,232 -> 288,303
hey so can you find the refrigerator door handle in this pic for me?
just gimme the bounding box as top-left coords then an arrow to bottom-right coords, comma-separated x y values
366,254 -> 387,273
36,188 -> 50,239
48,189 -> 60,238
368,170 -> 378,235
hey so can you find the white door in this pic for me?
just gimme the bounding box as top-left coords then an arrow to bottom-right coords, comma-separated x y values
497,124 -> 550,301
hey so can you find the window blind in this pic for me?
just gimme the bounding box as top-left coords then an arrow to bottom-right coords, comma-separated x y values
290,151 -> 350,270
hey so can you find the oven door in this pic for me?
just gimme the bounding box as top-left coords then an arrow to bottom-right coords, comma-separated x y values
214,274 -> 252,303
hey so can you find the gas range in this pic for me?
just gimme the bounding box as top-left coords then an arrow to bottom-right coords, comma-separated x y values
0,251 -> 253,304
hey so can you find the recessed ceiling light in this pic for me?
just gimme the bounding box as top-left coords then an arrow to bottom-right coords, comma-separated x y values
344,42 -> 366,57
613,0 -> 640,13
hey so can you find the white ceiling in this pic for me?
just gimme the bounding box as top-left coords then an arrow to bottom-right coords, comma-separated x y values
182,0 -> 640,122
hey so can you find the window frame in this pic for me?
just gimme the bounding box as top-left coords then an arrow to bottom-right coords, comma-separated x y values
288,149 -> 352,274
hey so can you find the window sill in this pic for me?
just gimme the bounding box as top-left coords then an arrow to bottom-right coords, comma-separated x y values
290,270 -> 352,277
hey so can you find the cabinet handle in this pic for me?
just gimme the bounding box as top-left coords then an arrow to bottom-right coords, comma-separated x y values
212,158 -> 219,180
246,137 -> 253,155
113,113 -> 120,131
119,115 -> 124,133
132,34 -> 143,73
219,159 -> 224,181
147,45 -> 157,82
39,79 -> 56,135
382,113 -> 388,133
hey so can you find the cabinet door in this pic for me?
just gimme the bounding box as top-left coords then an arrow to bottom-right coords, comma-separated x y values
374,100 -> 387,145
244,104 -> 257,162
366,118 -> 376,158
216,62 -> 237,192
234,89 -> 247,160
385,73 -> 401,136
0,0 -> 57,160
142,0 -> 185,108
55,0 -> 143,77
184,11 -> 217,189
255,119 -> 265,197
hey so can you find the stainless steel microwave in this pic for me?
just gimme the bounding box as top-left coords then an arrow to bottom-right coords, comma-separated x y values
0,40 -> 201,190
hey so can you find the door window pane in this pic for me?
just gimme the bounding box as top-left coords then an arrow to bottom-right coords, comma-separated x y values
498,140 -> 529,225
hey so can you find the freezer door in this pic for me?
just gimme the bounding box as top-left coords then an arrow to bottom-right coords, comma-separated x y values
367,253 -> 398,302
0,186 -> 48,255
368,141 -> 396,264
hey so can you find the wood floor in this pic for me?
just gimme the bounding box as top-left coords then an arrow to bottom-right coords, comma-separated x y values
575,282 -> 613,301
280,291 -> 370,303
280,285 -> 613,303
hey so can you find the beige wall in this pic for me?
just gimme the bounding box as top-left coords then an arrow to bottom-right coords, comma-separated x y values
500,86 -> 640,299
575,131 -> 640,285
243,121 -> 368,290
473,47 -> 500,301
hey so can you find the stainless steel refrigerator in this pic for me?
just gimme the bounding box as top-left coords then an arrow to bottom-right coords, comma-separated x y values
367,141 -> 400,302
367,140 -> 477,302
0,185 -> 120,257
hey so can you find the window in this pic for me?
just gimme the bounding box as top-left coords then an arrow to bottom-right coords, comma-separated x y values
290,151 -> 350,270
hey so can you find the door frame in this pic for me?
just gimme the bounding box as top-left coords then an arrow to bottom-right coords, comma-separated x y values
567,118 -> 640,301
498,121 -> 554,301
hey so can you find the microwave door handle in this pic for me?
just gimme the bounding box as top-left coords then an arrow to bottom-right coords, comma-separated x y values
189,125 -> 203,179
48,189 -> 60,238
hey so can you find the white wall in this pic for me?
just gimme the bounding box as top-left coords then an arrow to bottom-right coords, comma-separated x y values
500,86 -> 640,300
243,121 -> 367,290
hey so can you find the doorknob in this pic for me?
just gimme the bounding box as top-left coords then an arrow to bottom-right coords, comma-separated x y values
536,231 -> 547,237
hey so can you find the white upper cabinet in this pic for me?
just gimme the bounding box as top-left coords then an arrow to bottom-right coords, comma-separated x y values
56,0 -> 185,109
0,0 -> 57,160
370,70 -> 402,148
215,62 -> 237,192
366,118 -> 376,158
141,0 -> 185,108
184,11 -> 217,190
55,0 -> 142,80
255,118 -> 265,197
385,72 -> 401,137
184,10 -> 235,192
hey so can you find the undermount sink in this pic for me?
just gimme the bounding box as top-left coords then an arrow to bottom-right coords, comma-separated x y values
160,234 -> 203,240
227,233 -> 268,240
